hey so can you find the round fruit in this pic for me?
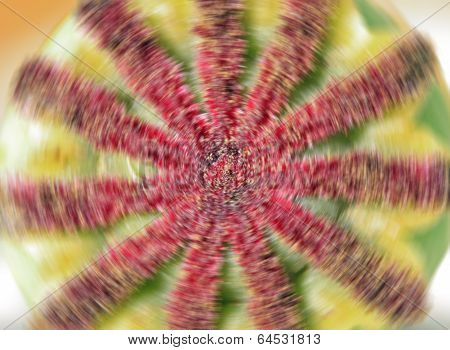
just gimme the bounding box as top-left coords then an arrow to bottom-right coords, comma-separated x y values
0,0 -> 449,329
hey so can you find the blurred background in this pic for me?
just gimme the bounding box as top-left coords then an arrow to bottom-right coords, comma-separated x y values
0,0 -> 449,329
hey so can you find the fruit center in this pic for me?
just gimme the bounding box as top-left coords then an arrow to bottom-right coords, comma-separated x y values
201,143 -> 251,194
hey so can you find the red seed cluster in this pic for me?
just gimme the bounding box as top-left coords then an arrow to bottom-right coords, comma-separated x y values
244,0 -> 333,131
195,0 -> 246,135
1,175 -> 192,235
33,200 -> 196,329
1,178 -> 152,233
3,0 -> 448,330
14,58 -> 188,168
167,223 -> 223,329
278,153 -> 448,209
230,215 -> 302,329
274,34 -> 436,152
265,195 -> 426,323
78,0 -> 210,144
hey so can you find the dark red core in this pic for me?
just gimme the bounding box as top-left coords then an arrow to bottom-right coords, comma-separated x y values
200,143 -> 252,195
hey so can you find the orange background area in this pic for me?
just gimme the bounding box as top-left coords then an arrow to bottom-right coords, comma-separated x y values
0,0 -> 76,113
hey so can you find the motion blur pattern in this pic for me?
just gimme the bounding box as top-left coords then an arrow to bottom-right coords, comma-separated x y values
1,0 -> 449,329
